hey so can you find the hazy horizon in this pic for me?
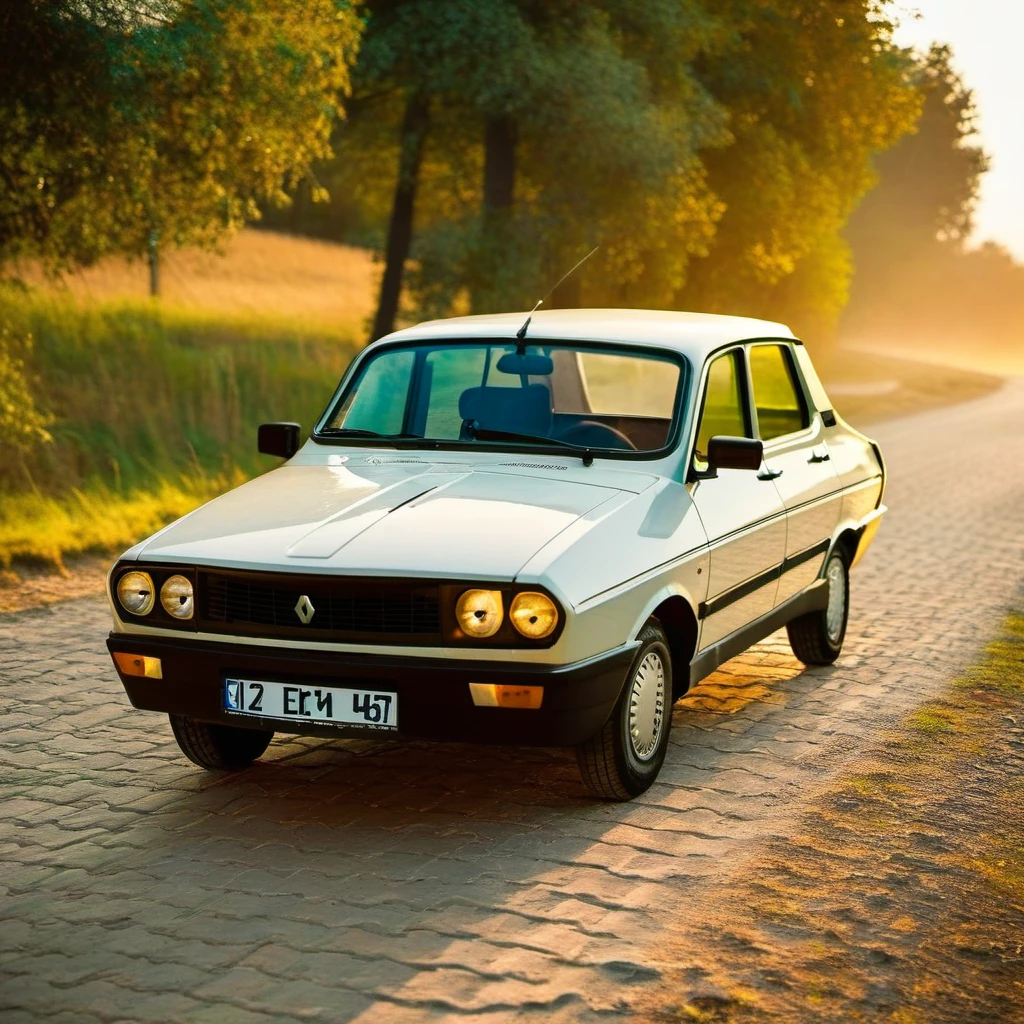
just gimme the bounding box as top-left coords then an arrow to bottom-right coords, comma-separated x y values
892,1 -> 1024,261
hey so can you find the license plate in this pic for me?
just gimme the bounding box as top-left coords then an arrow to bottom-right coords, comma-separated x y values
223,678 -> 398,731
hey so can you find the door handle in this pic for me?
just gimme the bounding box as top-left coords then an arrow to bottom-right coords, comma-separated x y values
808,446 -> 831,463
757,467 -> 783,480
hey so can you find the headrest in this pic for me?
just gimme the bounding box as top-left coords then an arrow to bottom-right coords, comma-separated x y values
458,384 -> 553,437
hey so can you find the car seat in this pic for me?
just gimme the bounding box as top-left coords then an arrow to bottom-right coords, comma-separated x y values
458,384 -> 553,439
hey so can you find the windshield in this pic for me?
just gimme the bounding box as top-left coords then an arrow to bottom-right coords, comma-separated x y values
320,341 -> 686,457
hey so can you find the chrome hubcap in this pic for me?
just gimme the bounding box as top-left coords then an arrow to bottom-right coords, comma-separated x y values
628,651 -> 666,761
826,556 -> 846,642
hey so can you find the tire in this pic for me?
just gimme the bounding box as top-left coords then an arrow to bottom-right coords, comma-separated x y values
576,621 -> 672,800
786,548 -> 849,665
169,715 -> 273,770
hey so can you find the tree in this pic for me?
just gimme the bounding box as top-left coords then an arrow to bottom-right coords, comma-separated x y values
842,44 -> 990,341
679,0 -> 922,341
407,2 -> 732,320
345,1 -> 731,336
352,0 -> 921,339
0,0 -> 361,280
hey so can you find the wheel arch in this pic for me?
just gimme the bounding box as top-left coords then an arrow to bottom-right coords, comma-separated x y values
644,592 -> 699,700
831,527 -> 861,568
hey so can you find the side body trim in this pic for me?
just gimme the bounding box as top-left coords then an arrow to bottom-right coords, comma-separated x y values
698,538 -> 830,618
690,579 -> 828,686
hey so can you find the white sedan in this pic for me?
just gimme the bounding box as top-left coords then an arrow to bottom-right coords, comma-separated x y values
107,309 -> 886,799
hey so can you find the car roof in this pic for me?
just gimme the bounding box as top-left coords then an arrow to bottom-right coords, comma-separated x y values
379,308 -> 797,360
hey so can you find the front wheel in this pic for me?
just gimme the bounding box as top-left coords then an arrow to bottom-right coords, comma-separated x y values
786,549 -> 849,665
576,621 -> 672,800
169,715 -> 274,770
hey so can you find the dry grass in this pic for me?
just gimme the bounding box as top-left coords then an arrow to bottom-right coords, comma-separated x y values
646,605 -> 1024,1024
817,347 -> 1002,428
17,229 -> 380,337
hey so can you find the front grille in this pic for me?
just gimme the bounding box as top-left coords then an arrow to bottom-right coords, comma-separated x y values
198,570 -> 441,643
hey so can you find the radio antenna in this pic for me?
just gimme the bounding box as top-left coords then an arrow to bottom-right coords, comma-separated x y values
515,245 -> 600,348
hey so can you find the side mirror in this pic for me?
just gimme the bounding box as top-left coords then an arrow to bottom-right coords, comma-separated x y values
258,422 -> 301,459
707,435 -> 763,472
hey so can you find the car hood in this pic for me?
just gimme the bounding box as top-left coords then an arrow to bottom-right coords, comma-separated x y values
136,456 -> 654,581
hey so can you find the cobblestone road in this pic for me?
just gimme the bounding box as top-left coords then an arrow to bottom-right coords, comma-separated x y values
2,381 -> 1023,1023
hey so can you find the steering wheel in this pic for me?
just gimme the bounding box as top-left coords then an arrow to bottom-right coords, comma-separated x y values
557,420 -> 637,451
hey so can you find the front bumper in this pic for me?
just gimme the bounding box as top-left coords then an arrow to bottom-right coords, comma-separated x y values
106,634 -> 637,747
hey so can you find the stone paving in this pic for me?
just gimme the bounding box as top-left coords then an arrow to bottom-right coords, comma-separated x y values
2,380 -> 1023,1023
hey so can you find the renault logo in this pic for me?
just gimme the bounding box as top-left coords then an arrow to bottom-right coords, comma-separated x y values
294,595 -> 315,624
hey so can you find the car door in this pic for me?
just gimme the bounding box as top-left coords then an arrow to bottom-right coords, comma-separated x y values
747,342 -> 843,605
690,349 -> 787,649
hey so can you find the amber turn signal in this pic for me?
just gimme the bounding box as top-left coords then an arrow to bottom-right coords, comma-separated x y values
113,652 -> 163,679
468,683 -> 543,709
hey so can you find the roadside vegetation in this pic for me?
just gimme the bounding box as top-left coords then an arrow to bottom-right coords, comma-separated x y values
649,606 -> 1024,1023
0,239 -> 1002,573
0,1 -> 1010,573
0,288 -> 356,567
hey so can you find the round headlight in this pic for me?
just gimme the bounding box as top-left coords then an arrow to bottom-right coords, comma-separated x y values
510,591 -> 558,640
160,575 -> 194,620
117,571 -> 155,616
455,589 -> 504,638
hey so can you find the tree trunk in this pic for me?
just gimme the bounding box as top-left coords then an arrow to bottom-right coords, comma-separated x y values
472,115 -> 518,313
483,115 -> 516,214
370,92 -> 429,342
148,230 -> 159,297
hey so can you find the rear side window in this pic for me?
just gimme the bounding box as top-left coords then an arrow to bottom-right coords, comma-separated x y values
694,350 -> 750,461
749,344 -> 808,441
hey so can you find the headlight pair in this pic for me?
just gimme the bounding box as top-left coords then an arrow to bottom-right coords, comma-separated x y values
116,570 -> 194,620
455,589 -> 558,641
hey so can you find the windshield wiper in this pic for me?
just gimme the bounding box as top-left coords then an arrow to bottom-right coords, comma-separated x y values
320,428 -> 423,440
471,427 -> 594,466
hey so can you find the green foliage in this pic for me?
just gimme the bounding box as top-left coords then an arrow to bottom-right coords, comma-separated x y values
680,1 -> 922,340
332,1 -> 731,319
0,289 -> 357,500
0,289 -> 359,563
0,327 -> 53,470
0,474 -> 233,569
314,0 -> 922,339
0,0 -> 361,271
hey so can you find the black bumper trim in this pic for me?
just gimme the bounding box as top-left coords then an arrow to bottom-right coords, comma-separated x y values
106,634 -> 638,747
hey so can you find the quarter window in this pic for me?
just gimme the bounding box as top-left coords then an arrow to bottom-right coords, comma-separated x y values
694,350 -> 750,462
749,344 -> 808,441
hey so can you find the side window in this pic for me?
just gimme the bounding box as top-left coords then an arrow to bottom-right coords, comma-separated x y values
749,344 -> 808,441
694,350 -> 749,462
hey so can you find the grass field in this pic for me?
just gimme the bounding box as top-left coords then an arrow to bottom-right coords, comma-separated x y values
16,228 -> 379,336
0,287 -> 358,567
0,230 -> 1005,574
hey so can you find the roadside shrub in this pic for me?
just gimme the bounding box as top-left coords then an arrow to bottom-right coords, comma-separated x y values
0,290 -> 359,564
0,327 -> 53,488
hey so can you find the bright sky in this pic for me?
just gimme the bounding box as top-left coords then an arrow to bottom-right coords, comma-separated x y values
890,2 -> 1024,260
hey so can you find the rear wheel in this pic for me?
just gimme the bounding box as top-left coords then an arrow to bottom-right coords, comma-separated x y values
169,715 -> 274,770
576,621 -> 672,800
786,549 -> 849,665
